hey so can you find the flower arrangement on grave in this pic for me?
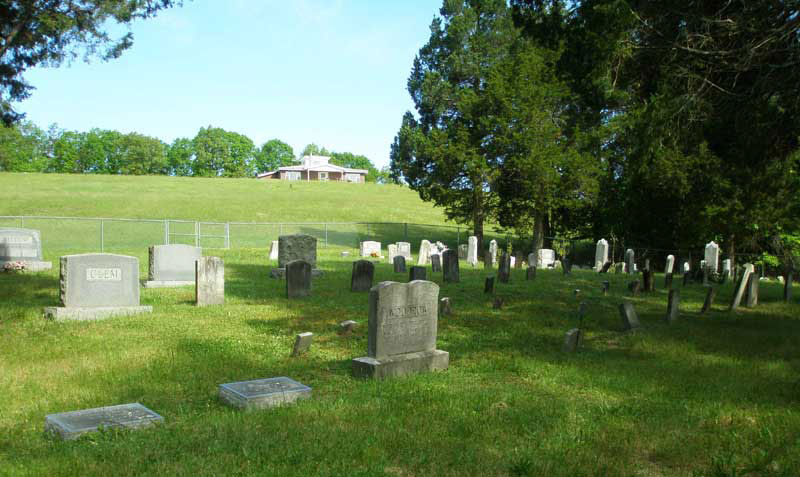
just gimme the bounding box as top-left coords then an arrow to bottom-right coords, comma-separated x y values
370,252 -> 379,258
3,261 -> 27,272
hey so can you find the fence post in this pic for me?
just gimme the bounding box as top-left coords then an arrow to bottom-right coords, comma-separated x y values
195,222 -> 199,247
100,219 -> 104,252
325,223 -> 328,248
225,223 -> 230,249
164,220 -> 169,245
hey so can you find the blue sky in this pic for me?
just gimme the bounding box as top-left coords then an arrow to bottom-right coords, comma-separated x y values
18,0 -> 442,169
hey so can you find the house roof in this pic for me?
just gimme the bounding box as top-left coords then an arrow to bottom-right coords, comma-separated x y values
256,155 -> 368,178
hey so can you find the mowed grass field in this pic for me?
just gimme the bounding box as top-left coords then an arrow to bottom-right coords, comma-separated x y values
1,172 -> 799,476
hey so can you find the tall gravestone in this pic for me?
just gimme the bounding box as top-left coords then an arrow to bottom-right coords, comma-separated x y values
396,242 -> 413,261
467,236 -> 478,267
393,255 -> 406,273
430,254 -> 442,273
537,249 -> 555,268
484,276 -> 495,294
722,259 -> 732,281
286,260 -> 312,298
387,244 -> 398,262
196,256 -> 224,306
729,263 -> 754,311
745,271 -> 759,307
498,253 -> 511,283
594,239 -> 609,272
442,249 -> 459,283
701,286 -> 716,314
458,244 -> 468,260
484,251 -> 493,269
665,255 -> 675,274
665,289 -> 680,323
417,240 -> 431,266
351,260 -> 375,292
44,253 -> 152,321
624,249 -> 635,275
489,240 -> 498,265
269,240 -> 279,261
352,281 -> 449,378
144,244 -> 201,288
0,227 -> 51,271
704,241 -> 720,274
360,241 -> 382,258
271,234 -> 322,278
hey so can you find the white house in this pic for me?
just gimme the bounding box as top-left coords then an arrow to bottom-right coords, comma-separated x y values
257,155 -> 368,183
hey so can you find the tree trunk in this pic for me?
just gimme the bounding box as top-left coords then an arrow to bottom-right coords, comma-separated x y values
726,233 -> 735,270
472,185 -> 485,256
532,209 -> 544,256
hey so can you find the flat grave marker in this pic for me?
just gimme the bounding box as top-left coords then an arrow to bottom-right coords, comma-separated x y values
219,377 -> 311,410
45,403 -> 163,441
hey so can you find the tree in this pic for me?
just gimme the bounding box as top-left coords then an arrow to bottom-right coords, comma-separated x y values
0,121 -> 49,172
329,151 -> 380,182
0,0 -> 182,125
191,126 -> 256,177
255,139 -> 295,174
390,0 -> 518,251
167,137 -> 194,176
300,143 -> 330,158
113,133 -> 168,175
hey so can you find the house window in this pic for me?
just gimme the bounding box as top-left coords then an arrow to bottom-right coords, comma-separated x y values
319,172 -> 329,181
345,173 -> 361,183
286,171 -> 300,181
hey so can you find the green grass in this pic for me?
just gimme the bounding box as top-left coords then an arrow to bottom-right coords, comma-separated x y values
2,249 -> 799,476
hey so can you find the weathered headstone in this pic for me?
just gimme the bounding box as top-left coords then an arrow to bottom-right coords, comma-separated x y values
489,240 -> 498,265
442,249 -> 459,283
351,260 -> 375,292
700,286 -> 716,314
387,244 -> 398,262
614,262 -> 624,274
624,249 -> 635,275
45,403 -> 163,441
431,253 -> 442,273
563,328 -> 582,353
484,276 -> 495,294
409,266 -> 426,281
269,240 -> 279,260
467,236 -> 478,266
602,281 -> 610,295
458,244 -> 468,260
144,244 -> 201,288
393,255 -> 406,273
417,240 -> 431,266
665,254 -> 675,274
0,227 -> 51,271
704,241 -> 720,273
729,263 -> 754,311
439,297 -> 452,316
484,251 -> 493,269
537,249 -> 556,268
745,271 -> 759,307
498,253 -> 511,283
286,260 -> 312,298
526,266 -> 536,281
595,239 -> 609,272
665,289 -> 680,323
339,320 -> 357,335
218,377 -> 311,410
722,259 -> 731,281
352,280 -> 449,379
510,255 -> 517,268
271,234 -> 321,278
360,241 -> 382,258
44,253 -> 152,321
291,332 -> 313,356
397,242 -> 413,261
196,256 -> 224,306
618,301 -> 640,330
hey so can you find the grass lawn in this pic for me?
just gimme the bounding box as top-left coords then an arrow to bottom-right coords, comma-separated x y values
2,247 -> 799,476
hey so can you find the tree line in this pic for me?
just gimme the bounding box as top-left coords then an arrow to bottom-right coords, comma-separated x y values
0,122 -> 388,181
389,0 -> 800,265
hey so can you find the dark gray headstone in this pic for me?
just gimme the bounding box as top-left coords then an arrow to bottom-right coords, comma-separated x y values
442,249 -> 459,283
352,280 -> 449,378
618,301 -> 640,330
409,266 -> 426,281
665,289 -> 680,323
700,286 -> 716,314
148,244 -> 201,282
745,271 -> 759,307
642,269 -> 653,292
498,253 -> 510,283
291,332 -> 313,356
351,260 -> 375,292
431,254 -> 442,273
526,266 -> 536,281
562,328 -> 582,353
45,403 -> 163,441
484,276 -> 495,294
286,259 -> 312,298
625,249 -> 635,275
393,255 -> 406,273
219,377 -> 311,410
278,234 -> 317,268
196,256 -> 224,306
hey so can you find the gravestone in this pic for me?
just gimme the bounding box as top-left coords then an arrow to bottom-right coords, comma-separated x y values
642,269 -> 653,292
563,329 -> 582,353
269,240 -> 279,260
352,280 -> 449,379
614,263 -> 624,274
286,260 -> 312,298
417,240 -> 431,266
704,241 -> 720,273
484,276 -> 495,294
439,297 -> 452,316
665,289 -> 680,323
196,256 -> 224,306
467,236 -> 478,266
664,272 -> 674,289
442,249 -> 459,283
489,240 -> 498,265
537,249 -> 555,268
785,271 -> 793,303
526,266 -> 536,281
745,271 -> 759,307
729,263 -> 754,311
387,244 -> 398,262
360,241 -> 382,258
602,281 -> 610,295
665,254 -> 675,274
397,242 -> 413,261
393,255 -> 406,273
144,244 -> 201,288
291,332 -> 313,356
595,239 -> 609,272
624,249 -> 635,275
45,403 -> 163,441
219,377 -> 311,410
510,255 -> 517,268
0,227 -> 52,271
700,286 -> 716,314
498,253 -> 511,283
339,320 -> 357,335
44,253 -> 151,321
409,266 -> 426,281
351,260 -> 375,292
618,301 -> 640,330
431,254 -> 442,273
527,253 -> 536,268
458,244 -> 468,260
484,251 -> 493,269
722,259 -> 731,281
271,234 -> 322,278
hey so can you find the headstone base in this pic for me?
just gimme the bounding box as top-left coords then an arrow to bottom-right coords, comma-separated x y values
44,306 -> 153,321
2,260 -> 52,272
45,403 -> 163,440
352,350 -> 449,379
218,377 -> 311,410
269,268 -> 323,279
143,280 -> 194,288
